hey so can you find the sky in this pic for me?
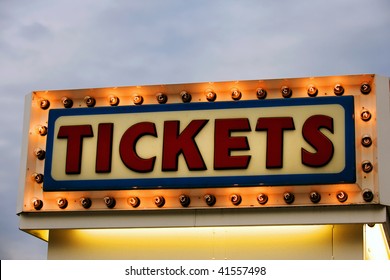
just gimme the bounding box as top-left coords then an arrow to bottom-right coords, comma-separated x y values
0,0 -> 389,260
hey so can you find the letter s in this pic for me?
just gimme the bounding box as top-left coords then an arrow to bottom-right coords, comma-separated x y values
301,115 -> 334,167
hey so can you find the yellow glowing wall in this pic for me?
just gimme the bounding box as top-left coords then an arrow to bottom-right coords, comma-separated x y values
47,224 -> 364,260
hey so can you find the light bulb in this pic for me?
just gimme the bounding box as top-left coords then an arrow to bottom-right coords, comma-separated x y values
180,91 -> 191,103
80,197 -> 92,209
133,95 -> 143,105
84,96 -> 96,107
104,196 -> 116,208
281,86 -> 292,98
283,192 -> 294,204
61,97 -> 73,108
154,196 -> 165,207
257,193 -> 268,205
334,84 -> 344,96
307,85 -> 318,97
231,88 -> 242,100
128,197 -> 140,208
108,95 -> 120,106
156,93 -> 168,104
33,148 -> 45,160
204,194 -> 216,206
57,198 -> 68,209
39,99 -> 50,110
179,194 -> 190,207
230,194 -> 242,206
336,191 -> 348,203
256,88 -> 267,99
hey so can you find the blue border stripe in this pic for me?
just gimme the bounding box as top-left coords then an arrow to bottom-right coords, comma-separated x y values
44,97 -> 356,191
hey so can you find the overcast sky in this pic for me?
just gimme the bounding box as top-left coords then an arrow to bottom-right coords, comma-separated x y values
1,0 -> 389,259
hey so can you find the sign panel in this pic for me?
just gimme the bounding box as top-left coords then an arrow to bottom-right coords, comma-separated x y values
44,96 -> 355,191
19,74 -> 387,214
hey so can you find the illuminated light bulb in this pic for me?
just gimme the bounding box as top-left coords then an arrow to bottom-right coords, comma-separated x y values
39,99 -> 50,110
362,189 -> 374,202
128,196 -> 140,208
362,160 -> 373,173
80,197 -> 92,209
179,194 -> 190,207
230,194 -> 242,206
84,96 -> 96,107
336,191 -> 348,203
33,148 -> 45,160
257,193 -> 268,205
283,192 -> 295,204
32,172 -> 44,184
231,88 -> 242,100
180,91 -> 191,103
108,95 -> 120,106
57,198 -> 68,209
133,95 -> 143,105
281,86 -> 292,98
307,85 -> 318,97
309,191 -> 321,203
61,97 -> 73,108
361,135 -> 372,147
36,125 -> 47,136
156,93 -> 168,104
361,109 -> 372,122
204,194 -> 216,206
256,88 -> 267,99
104,196 -> 116,208
32,198 -> 43,210
333,84 -> 344,96
360,82 -> 371,94
154,196 -> 165,208
206,90 -> 217,102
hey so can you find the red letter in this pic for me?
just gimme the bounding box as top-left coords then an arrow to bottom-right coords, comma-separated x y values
162,120 -> 208,171
119,122 -> 157,173
96,123 -> 113,173
301,115 -> 334,167
214,118 -> 251,170
256,117 -> 295,168
57,125 -> 93,174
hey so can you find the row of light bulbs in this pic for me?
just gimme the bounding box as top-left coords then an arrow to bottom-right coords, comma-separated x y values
31,189 -> 375,211
37,82 -> 372,110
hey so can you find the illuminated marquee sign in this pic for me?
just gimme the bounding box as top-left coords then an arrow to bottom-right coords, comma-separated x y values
44,97 -> 355,191
19,74 -> 386,212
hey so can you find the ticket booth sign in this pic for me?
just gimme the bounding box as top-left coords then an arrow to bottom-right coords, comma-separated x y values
43,96 -> 355,191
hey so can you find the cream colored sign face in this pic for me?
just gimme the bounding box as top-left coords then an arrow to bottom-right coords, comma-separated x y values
44,97 -> 355,191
